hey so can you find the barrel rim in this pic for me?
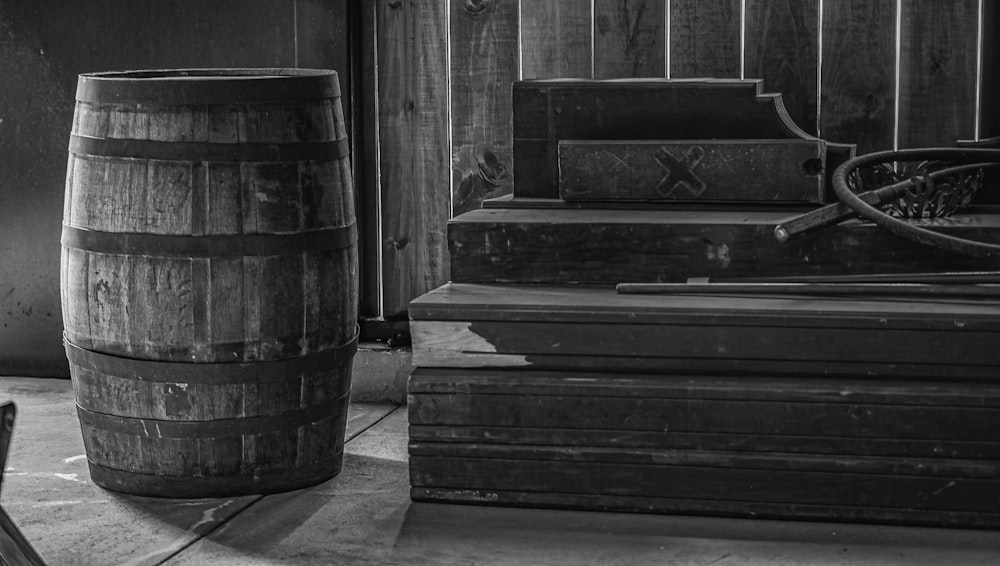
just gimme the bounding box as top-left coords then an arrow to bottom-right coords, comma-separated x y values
78,67 -> 338,80
76,68 -> 341,104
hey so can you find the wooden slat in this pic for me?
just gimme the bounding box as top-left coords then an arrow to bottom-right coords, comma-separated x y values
744,0 -> 820,135
449,0 -> 518,216
408,393 -> 1000,441
409,425 -> 1000,460
983,0 -> 1000,138
410,487 -> 1000,529
356,0 -> 382,317
593,0 -> 666,78
446,208 -> 1000,285
415,351 -> 1000,380
409,283 -> 1000,378
819,0 -> 896,153
410,443 -> 999,478
898,0 -> 979,148
410,319 -> 1000,374
519,0 -> 592,79
377,0 -> 451,317
408,369 -> 1000,407
558,139 -> 824,202
410,283 -> 1000,327
410,456 -> 1000,513
669,0 -> 740,78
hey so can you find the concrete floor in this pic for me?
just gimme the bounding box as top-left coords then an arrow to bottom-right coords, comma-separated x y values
2,377 -> 999,566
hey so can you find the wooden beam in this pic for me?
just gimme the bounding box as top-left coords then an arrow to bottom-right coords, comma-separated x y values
377,0 -> 451,317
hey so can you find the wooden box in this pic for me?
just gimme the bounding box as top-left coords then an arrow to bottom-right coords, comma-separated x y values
511,79 -> 853,201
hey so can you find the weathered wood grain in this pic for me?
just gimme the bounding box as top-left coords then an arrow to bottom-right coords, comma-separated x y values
409,282 -> 1000,378
447,208 -> 1000,285
410,282 -> 1000,328
410,487 -> 1000,528
377,0 -> 451,317
820,0 -> 895,153
357,0 -> 382,317
669,0 -> 740,78
410,318 -> 1000,376
744,0 -> 820,135
450,0 -> 519,215
983,0 -> 1000,138
410,455 -> 1000,512
520,0 -> 592,79
558,139 -> 824,202
408,368 -> 1000,406
410,424 -> 1000,460
511,79 -> 826,199
61,72 -> 359,496
411,443 -> 999,479
898,0 -> 979,148
409,392 -> 1000,441
408,360 -> 1000,527
593,0 -> 666,78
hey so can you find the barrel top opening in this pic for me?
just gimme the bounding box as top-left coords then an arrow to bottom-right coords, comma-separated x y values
80,68 -> 337,80
76,68 -> 341,105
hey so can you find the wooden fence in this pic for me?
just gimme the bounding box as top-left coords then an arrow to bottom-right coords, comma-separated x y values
353,0 -> 998,318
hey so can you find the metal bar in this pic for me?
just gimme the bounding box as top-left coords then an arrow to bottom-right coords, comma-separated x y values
617,282 -> 1000,297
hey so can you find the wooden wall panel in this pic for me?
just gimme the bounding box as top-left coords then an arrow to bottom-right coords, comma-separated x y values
356,1 -> 382,317
744,0 -> 820,135
593,0 -> 666,78
820,0 -> 896,153
376,0 -> 451,317
897,0 -> 979,148
980,0 -> 998,139
520,0 -> 592,79
450,0 -> 519,216
669,0 -> 741,78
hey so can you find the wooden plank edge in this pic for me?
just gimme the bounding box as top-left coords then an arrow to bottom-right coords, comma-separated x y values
409,487 -> 1000,529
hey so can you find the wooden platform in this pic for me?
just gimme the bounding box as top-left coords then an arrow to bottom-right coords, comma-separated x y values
449,205 -> 1000,285
411,78 -> 1000,527
408,284 -> 1000,528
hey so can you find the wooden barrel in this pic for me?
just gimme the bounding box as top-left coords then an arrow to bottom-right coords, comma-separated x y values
60,69 -> 358,497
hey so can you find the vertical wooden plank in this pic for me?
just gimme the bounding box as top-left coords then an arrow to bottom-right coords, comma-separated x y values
670,0 -> 740,78
744,0 -> 820,135
593,0 -> 666,78
820,0 -> 896,153
520,0 -> 593,79
980,0 -> 998,138
898,0 -> 979,148
356,0 -> 382,318
450,0 -> 519,216
377,0 -> 451,317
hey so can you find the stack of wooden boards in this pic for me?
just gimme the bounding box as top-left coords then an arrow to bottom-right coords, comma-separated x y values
408,79 -> 1000,528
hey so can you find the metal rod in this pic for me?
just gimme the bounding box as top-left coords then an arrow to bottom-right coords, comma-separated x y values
774,162 -> 998,242
687,271 -> 1000,284
617,282 -> 1000,297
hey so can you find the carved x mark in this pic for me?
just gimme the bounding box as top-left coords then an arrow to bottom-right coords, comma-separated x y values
654,146 -> 708,198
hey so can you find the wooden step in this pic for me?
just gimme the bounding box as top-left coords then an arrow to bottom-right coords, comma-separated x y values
410,283 -> 1000,379
407,368 -> 1000,528
409,368 -> 1000,459
448,206 -> 1000,285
